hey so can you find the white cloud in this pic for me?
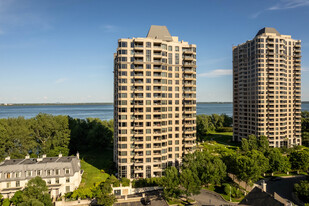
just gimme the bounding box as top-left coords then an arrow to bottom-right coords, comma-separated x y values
251,0 -> 309,18
54,78 -> 67,84
100,24 -> 119,33
199,69 -> 232,78
268,0 -> 309,10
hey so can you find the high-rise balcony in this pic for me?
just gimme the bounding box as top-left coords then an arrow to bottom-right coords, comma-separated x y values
153,158 -> 161,163
134,159 -> 144,164
183,68 -> 196,74
153,51 -> 162,56
134,51 -> 144,57
153,80 -> 162,85
183,48 -> 195,54
153,151 -> 161,156
183,62 -> 197,68
183,55 -> 195,61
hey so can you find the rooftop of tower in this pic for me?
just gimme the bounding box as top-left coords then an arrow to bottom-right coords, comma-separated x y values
255,27 -> 281,37
146,25 -> 173,41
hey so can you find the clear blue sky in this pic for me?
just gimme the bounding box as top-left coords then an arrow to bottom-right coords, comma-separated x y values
0,0 -> 308,103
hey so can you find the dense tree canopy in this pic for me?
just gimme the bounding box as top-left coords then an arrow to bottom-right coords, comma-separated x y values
10,176 -> 53,206
182,151 -> 227,186
294,180 -> 309,203
289,150 -> 309,172
0,114 -> 114,161
240,135 -> 270,153
302,111 -> 309,146
224,150 -> 269,184
196,114 -> 232,141
92,177 -> 117,206
161,167 -> 181,200
266,148 -> 291,173
180,168 -> 201,200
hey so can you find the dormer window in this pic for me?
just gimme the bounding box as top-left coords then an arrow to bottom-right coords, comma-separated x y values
65,169 -> 70,174
46,170 -> 52,176
5,173 -> 10,179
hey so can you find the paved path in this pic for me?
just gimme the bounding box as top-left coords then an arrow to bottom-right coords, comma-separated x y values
192,189 -> 237,206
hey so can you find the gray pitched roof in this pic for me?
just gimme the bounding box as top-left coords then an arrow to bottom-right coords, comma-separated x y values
0,156 -> 81,181
146,25 -> 173,41
255,27 -> 281,37
239,187 -> 284,206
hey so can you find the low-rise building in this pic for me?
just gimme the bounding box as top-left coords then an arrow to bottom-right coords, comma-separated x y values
0,153 -> 82,199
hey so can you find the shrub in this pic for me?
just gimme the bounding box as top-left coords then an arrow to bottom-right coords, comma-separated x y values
109,175 -> 120,187
216,127 -> 233,133
121,177 -> 130,187
223,183 -> 243,198
132,177 -> 162,188
294,180 -> 309,203
2,199 -> 10,206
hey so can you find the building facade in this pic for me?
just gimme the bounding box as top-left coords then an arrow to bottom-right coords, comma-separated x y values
233,27 -> 301,147
0,154 -> 82,199
114,25 -> 196,179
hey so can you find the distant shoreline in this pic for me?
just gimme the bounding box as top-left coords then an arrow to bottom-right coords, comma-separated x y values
0,103 -> 113,106
1,101 -> 309,106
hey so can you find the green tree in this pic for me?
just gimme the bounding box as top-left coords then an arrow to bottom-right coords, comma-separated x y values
86,118 -> 114,148
258,136 -> 269,153
182,151 -> 226,186
0,117 -> 36,159
20,176 -> 52,206
11,190 -> 23,205
289,150 -> 309,172
30,113 -> 70,156
196,115 -> 215,141
248,135 -> 258,151
93,178 -> 116,206
120,177 -> 130,187
302,111 -> 309,131
266,148 -> 290,173
180,169 -> 201,200
233,150 -> 269,185
161,167 -> 181,199
294,180 -> 309,203
1,199 -> 10,206
303,132 -> 309,147
221,114 -> 233,127
211,114 -> 224,129
302,111 -> 309,146
68,117 -> 114,154
241,138 -> 249,152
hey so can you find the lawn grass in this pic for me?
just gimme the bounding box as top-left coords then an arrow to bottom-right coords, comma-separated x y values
79,160 -> 110,189
80,148 -> 114,173
204,131 -> 239,147
78,147 -> 114,189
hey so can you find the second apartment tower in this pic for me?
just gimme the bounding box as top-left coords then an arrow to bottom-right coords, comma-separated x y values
233,28 -> 301,147
114,26 -> 197,178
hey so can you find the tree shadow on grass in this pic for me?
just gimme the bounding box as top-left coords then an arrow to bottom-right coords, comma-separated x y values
79,147 -> 116,174
205,133 -> 240,147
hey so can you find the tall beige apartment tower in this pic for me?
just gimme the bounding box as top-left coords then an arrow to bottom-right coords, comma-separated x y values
233,27 -> 301,148
114,26 -> 196,178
